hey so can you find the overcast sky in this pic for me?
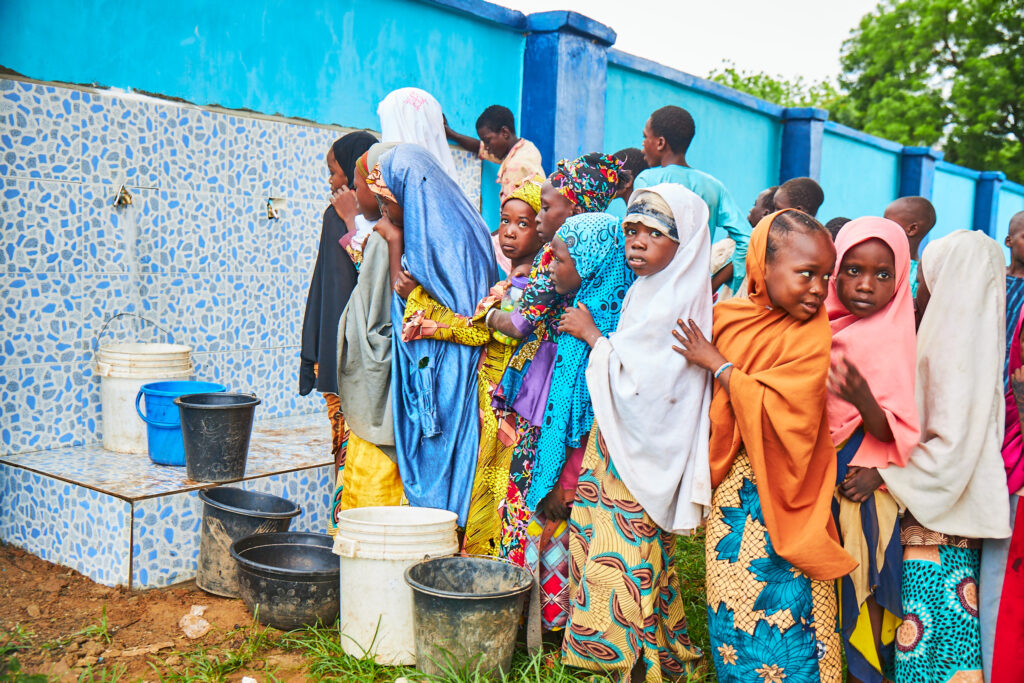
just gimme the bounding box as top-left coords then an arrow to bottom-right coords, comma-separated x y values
495,0 -> 882,82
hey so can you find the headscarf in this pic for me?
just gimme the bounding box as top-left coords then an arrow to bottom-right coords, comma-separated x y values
504,176 -> 543,215
355,151 -> 371,180
381,144 -> 498,525
709,211 -> 856,580
377,88 -> 458,180
550,153 -> 622,213
526,213 -> 636,510
879,230 -> 1012,539
1002,305 -> 1024,493
586,185 -> 713,533
365,163 -> 397,204
824,217 -> 919,468
331,131 -> 378,190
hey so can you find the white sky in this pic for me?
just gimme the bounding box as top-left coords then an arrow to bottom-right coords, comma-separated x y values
495,0 -> 882,82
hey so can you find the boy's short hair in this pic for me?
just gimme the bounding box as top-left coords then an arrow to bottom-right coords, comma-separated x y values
889,196 -> 937,230
649,106 -> 695,155
613,147 -> 649,180
825,216 -> 851,240
779,177 -> 825,216
476,105 -> 516,135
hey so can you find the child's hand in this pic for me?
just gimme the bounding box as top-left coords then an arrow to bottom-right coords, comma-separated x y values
374,215 -> 401,243
539,487 -> 570,522
672,319 -> 725,372
331,188 -> 360,223
510,263 -> 532,279
839,466 -> 883,503
828,356 -> 871,409
1011,366 -> 1024,400
559,304 -> 602,347
394,270 -> 419,299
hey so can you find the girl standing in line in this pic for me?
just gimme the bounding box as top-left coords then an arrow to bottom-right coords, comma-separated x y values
559,184 -> 711,681
674,209 -> 856,683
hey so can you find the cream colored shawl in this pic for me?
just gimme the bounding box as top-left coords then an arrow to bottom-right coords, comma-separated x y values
880,230 -> 1011,538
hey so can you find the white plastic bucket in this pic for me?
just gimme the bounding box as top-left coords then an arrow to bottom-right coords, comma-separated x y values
95,342 -> 193,453
333,506 -> 459,665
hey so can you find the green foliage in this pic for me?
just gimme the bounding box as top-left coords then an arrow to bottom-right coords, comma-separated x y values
836,0 -> 1024,182
0,625 -> 47,683
707,61 -> 842,109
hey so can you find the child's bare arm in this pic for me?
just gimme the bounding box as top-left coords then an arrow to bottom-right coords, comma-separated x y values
443,115 -> 480,154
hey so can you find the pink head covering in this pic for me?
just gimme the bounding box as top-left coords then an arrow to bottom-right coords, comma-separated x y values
1002,306 -> 1024,492
825,216 -> 920,469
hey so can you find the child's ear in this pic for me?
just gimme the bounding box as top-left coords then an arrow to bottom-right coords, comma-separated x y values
905,221 -> 920,238
1007,234 -> 1012,247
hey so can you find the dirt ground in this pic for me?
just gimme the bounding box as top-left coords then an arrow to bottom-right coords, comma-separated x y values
0,543 -> 309,681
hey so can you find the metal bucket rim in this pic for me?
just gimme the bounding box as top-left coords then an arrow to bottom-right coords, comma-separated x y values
230,532 -> 338,579
175,392 -> 261,409
198,487 -> 300,520
403,555 -> 534,601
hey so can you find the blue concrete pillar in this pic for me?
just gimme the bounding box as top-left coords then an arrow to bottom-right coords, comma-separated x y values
974,171 -> 1005,237
899,146 -> 944,198
520,11 -> 616,172
779,107 -> 828,182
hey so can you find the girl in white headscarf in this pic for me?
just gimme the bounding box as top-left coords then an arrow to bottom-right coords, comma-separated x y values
377,87 -> 458,180
557,183 -> 711,681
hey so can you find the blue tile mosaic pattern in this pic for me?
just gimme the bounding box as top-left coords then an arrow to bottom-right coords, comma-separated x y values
1,77 -> 482,456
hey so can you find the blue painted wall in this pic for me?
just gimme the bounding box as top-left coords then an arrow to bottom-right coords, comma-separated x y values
931,163 -> 979,243
818,126 -> 901,221
604,57 -> 782,216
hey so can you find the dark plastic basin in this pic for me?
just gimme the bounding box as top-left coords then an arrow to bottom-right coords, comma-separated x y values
230,532 -> 339,631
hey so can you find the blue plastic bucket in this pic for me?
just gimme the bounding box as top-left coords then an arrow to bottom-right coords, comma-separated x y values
136,381 -> 227,466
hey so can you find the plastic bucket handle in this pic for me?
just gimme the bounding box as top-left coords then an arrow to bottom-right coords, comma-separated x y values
135,388 -> 178,429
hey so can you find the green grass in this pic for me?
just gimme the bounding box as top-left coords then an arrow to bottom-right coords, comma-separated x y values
151,611 -> 281,683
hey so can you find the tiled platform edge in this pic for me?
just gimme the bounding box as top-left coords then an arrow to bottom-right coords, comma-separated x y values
0,415 -> 333,589
0,76 -> 482,457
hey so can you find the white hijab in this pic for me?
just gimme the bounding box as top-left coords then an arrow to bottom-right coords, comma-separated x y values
377,88 -> 458,180
585,183 -> 713,534
880,230 -> 1011,539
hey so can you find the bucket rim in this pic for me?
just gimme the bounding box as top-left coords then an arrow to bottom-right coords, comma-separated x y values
175,392 -> 261,409
336,505 -> 457,528
140,381 -> 226,397
403,555 -> 534,600
198,486 -> 300,519
97,342 -> 193,355
230,532 -> 338,579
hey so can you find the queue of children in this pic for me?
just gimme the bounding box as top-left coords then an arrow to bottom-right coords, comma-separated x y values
299,86 -> 1024,683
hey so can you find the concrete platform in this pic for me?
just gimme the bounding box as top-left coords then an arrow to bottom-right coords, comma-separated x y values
0,413 -> 332,589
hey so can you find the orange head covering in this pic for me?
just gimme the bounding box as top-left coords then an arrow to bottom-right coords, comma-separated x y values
825,217 -> 919,468
710,211 -> 856,580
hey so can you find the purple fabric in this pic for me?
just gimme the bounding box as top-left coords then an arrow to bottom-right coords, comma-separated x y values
511,340 -> 557,426
509,310 -> 534,337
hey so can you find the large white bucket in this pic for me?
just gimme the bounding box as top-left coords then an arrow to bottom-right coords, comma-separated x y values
334,506 -> 459,665
95,342 -> 193,453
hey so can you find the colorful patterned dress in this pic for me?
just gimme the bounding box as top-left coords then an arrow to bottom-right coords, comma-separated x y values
705,449 -> 842,683
562,429 -> 702,682
894,516 -> 983,683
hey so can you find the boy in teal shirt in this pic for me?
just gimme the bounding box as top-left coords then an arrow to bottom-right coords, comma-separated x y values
634,105 -> 748,290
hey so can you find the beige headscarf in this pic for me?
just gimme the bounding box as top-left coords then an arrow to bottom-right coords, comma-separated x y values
879,230 -> 1011,539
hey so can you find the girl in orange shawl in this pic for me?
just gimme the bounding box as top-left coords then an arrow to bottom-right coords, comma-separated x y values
674,209 -> 856,683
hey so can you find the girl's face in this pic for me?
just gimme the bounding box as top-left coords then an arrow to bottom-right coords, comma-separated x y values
353,172 -> 381,220
623,222 -> 677,277
537,182 -> 576,244
327,149 -> 348,193
498,199 -> 544,264
379,196 -> 404,228
835,238 -> 896,318
549,237 -> 582,295
764,229 -> 836,321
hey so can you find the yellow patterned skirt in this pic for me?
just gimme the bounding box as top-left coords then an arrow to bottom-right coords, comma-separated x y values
704,449 -> 841,683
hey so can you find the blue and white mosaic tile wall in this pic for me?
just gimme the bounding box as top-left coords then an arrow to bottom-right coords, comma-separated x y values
0,78 -> 482,457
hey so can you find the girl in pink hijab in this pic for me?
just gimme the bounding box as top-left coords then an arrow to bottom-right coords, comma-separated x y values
824,216 -> 920,683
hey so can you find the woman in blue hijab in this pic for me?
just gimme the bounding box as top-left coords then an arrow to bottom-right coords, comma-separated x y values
368,144 -> 498,524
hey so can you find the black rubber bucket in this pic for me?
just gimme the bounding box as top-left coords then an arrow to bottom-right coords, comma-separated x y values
405,556 -> 533,678
175,392 -> 261,482
196,486 -> 300,597
231,532 -> 339,631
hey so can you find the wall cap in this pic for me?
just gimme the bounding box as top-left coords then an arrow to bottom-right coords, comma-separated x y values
782,107 -> 829,122
936,159 -> 982,180
1003,180 -> 1024,196
902,146 -> 944,161
525,11 -> 616,45
824,120 -> 903,153
416,0 -> 527,29
607,49 -> 785,118
979,171 -> 1007,182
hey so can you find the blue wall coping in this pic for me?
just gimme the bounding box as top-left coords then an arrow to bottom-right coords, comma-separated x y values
417,0 -> 526,29
980,171 -> 1007,181
823,120 -> 903,153
1004,180 -> 1024,196
936,160 -> 982,180
607,49 -> 785,118
526,11 -> 617,45
902,146 -> 944,161
783,107 -> 829,122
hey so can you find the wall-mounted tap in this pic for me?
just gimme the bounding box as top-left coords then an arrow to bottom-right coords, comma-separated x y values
266,197 -> 285,220
114,184 -> 133,207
